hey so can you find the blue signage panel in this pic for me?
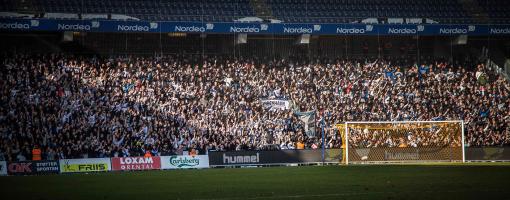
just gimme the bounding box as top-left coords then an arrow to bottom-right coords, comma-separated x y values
1,18 -> 509,35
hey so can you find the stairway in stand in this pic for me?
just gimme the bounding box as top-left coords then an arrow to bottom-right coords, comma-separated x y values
249,0 -> 273,20
458,0 -> 490,24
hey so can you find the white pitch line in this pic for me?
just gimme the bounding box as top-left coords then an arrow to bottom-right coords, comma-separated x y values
193,191 -> 391,200
193,188 -> 507,200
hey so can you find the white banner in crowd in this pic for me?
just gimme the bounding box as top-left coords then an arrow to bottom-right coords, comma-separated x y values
161,155 -> 209,169
260,99 -> 290,110
60,158 -> 112,173
295,110 -> 316,137
0,161 -> 7,175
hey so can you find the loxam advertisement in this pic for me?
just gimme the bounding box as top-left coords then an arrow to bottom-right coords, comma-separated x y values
111,156 -> 161,171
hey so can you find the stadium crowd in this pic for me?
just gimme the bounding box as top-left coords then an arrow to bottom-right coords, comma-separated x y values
0,53 -> 509,160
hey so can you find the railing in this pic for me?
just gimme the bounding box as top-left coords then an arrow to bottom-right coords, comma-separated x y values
505,59 -> 510,80
487,59 -> 510,81
2,11 -> 510,25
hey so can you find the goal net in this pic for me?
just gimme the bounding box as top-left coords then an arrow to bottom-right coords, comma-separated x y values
341,121 -> 465,164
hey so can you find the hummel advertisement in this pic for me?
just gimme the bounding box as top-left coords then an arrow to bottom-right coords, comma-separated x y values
208,149 -> 341,166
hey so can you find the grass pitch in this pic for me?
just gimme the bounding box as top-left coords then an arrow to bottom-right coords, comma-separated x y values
1,163 -> 510,200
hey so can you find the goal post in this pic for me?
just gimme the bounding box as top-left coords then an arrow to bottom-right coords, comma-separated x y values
340,121 -> 465,164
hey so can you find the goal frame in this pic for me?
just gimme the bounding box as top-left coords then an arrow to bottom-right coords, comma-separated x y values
344,120 -> 465,165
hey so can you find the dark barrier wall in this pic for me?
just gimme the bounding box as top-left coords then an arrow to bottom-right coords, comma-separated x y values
2,148 -> 508,175
7,161 -> 59,175
345,147 -> 510,161
348,147 -> 463,162
208,149 -> 341,166
466,147 -> 510,161
209,148 -> 510,166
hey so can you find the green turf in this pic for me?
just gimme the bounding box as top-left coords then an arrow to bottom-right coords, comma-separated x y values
1,163 -> 510,200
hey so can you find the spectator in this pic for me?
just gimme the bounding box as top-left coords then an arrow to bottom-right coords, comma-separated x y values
0,53 -> 508,161
32,145 -> 41,161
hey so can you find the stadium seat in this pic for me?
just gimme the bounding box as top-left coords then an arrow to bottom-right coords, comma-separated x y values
0,0 -> 508,23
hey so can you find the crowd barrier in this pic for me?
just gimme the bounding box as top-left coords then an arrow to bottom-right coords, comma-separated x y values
0,148 -> 509,175
465,147 -> 510,161
348,147 -> 463,162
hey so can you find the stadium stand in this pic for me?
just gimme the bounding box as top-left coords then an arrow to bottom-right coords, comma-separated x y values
0,0 -> 509,161
2,1 -> 510,199
0,0 -> 509,24
0,53 -> 508,160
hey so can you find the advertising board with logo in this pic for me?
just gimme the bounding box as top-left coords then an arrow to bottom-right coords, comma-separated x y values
208,149 -> 341,166
60,158 -> 111,173
7,161 -> 60,175
161,155 -> 209,169
111,156 -> 161,171
347,147 -> 463,162
0,161 -> 7,176
1,18 -> 510,35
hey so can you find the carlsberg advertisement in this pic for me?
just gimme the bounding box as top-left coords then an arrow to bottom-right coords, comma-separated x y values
161,155 -> 209,169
